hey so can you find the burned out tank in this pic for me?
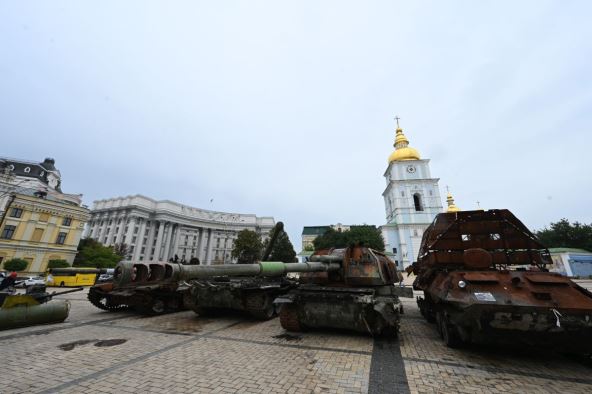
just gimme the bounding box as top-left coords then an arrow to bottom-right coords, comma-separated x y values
275,246 -> 412,336
408,209 -> 592,352
184,222 -> 296,320
88,263 -> 186,314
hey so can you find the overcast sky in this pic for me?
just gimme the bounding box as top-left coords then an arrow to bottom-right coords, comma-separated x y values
1,1 -> 591,248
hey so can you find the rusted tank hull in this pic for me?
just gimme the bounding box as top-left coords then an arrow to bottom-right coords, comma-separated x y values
187,277 -> 294,320
275,285 -> 402,335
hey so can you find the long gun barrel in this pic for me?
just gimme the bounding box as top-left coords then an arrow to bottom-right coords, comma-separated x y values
113,260 -> 340,287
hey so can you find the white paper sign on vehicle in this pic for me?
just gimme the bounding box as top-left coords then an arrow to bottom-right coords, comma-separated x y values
474,292 -> 496,302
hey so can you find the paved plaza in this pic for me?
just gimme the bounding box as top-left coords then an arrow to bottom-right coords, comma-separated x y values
2,287 -> 592,394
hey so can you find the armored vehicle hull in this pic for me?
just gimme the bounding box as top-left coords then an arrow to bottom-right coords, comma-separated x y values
410,209 -> 592,352
187,276 -> 295,320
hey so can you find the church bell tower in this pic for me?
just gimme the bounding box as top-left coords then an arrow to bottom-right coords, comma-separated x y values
381,119 -> 443,269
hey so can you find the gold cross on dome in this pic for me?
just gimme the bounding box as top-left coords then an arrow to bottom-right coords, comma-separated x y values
394,116 -> 401,128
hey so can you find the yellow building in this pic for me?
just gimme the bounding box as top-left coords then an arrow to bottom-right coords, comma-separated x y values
0,157 -> 90,274
0,193 -> 90,274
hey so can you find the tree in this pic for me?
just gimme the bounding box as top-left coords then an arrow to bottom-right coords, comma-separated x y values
263,226 -> 297,263
73,237 -> 123,269
313,225 -> 385,251
47,259 -> 70,269
3,258 -> 28,271
536,219 -> 592,251
112,243 -> 130,259
231,229 -> 263,264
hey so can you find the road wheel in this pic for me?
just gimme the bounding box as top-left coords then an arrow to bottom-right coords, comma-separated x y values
279,304 -> 302,332
441,315 -> 462,348
436,312 -> 444,338
246,294 -> 276,320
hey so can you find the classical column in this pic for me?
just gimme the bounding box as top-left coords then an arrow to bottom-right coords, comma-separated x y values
132,219 -> 147,261
205,228 -> 214,265
196,227 -> 205,262
123,216 -> 137,246
162,223 -> 175,261
98,215 -> 109,242
152,221 -> 165,261
171,225 -> 182,260
115,215 -> 126,244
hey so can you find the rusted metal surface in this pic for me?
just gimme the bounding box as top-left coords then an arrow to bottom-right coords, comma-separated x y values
276,245 -> 412,336
409,209 -> 592,352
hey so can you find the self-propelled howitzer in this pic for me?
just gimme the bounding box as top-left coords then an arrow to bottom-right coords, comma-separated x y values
274,245 -> 412,336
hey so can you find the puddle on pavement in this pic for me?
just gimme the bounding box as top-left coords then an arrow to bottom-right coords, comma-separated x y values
273,333 -> 302,341
59,340 -> 97,351
95,339 -> 127,347
58,339 -> 127,351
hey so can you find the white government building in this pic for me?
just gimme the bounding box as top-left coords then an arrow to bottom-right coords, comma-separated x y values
84,195 -> 275,265
381,120 -> 459,270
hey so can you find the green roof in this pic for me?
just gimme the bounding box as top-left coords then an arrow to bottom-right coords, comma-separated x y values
302,226 -> 331,236
548,247 -> 591,254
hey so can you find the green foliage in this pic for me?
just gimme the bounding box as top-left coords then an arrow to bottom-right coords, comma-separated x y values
231,229 -> 263,264
304,244 -> 314,251
47,259 -> 70,269
263,226 -> 297,263
3,258 -> 28,271
313,225 -> 385,251
73,237 -> 123,269
536,219 -> 592,251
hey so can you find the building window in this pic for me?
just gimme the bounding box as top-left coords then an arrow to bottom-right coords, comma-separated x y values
9,208 -> 23,218
401,191 -> 405,197
56,232 -> 68,245
132,236 -> 137,244
1,225 -> 17,239
141,247 -> 145,254
103,237 -> 108,243
134,226 -> 139,234
392,247 -> 397,254
62,217 -> 72,226
129,246 -> 134,253
413,193 -> 424,211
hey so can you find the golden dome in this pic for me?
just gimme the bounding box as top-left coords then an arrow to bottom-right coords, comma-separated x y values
388,127 -> 421,163
446,192 -> 461,212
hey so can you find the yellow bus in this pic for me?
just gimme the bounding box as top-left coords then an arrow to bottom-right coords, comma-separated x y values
46,268 -> 101,287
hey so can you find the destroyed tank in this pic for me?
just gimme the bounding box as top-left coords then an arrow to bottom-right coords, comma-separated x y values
1,285 -> 82,330
275,245 -> 412,336
408,209 -> 592,352
183,222 -> 296,320
88,264 -> 187,314
111,256 -> 341,320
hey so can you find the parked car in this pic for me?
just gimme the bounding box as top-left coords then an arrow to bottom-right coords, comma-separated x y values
21,276 -> 46,288
97,273 -> 113,283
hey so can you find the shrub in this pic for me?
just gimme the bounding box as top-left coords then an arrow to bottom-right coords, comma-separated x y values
48,259 -> 70,269
3,258 -> 29,271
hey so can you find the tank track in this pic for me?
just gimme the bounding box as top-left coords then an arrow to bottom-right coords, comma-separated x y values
279,304 -> 302,332
87,288 -> 129,312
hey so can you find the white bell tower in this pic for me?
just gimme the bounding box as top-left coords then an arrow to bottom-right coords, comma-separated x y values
381,118 -> 443,269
